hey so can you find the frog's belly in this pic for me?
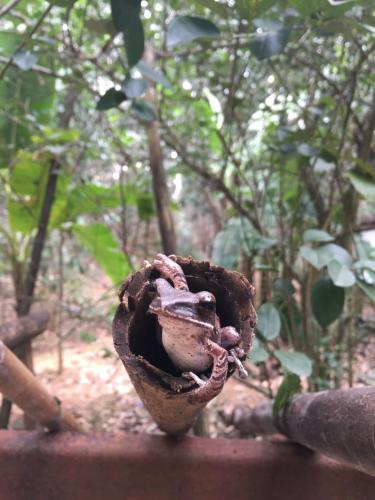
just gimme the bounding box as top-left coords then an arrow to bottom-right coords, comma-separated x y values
162,330 -> 212,373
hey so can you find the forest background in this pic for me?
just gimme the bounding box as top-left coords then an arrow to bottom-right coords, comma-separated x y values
0,0 -> 374,431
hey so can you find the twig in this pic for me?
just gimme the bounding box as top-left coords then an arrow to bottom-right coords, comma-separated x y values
0,4 -> 52,82
0,0 -> 20,18
233,374 -> 272,398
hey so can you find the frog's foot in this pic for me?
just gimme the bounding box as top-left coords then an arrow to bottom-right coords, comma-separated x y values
151,253 -> 189,291
188,340 -> 228,404
182,371 -> 206,387
228,348 -> 248,379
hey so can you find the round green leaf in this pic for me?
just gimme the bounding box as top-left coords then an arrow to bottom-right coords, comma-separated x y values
136,61 -> 171,88
357,279 -> 375,303
249,28 -> 290,60
131,99 -> 157,121
348,170 -> 375,205
96,88 -> 126,110
300,243 -> 353,270
123,77 -> 148,98
273,278 -> 295,296
327,260 -> 356,287
274,350 -> 313,377
312,276 -> 345,328
248,337 -> 268,364
166,16 -> 220,49
303,229 -> 334,243
13,50 -> 37,71
256,303 -> 281,340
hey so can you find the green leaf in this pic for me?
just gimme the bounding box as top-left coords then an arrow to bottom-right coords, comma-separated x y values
248,337 -> 269,364
110,0 -> 141,32
136,191 -> 154,220
40,127 -> 80,143
51,183 -> 123,227
300,246 -> 321,268
347,170 -> 375,205
131,99 -> 157,121
297,143 -> 319,156
13,50 -> 37,71
96,88 -> 126,110
7,152 -> 49,233
166,16 -> 220,49
136,61 -> 172,88
327,260 -> 356,287
303,229 -> 334,243
300,243 -> 352,269
274,350 -> 313,377
123,77 -> 148,98
124,16 -> 145,67
256,303 -> 281,340
249,28 -> 290,60
110,0 -> 144,66
312,276 -> 345,328
273,372 -> 301,416
273,278 -> 295,296
354,260 -> 375,273
73,223 -> 130,284
49,0 -> 77,6
0,33 -> 55,164
357,279 -> 375,303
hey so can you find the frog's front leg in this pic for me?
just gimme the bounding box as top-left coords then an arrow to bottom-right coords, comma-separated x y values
188,339 -> 228,404
148,253 -> 189,291
221,326 -> 248,379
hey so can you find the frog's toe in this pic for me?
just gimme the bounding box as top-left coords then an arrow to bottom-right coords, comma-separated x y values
182,371 -> 206,386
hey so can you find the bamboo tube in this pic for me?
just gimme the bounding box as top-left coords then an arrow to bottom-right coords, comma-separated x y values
113,255 -> 256,435
231,387 -> 375,478
0,341 -> 81,431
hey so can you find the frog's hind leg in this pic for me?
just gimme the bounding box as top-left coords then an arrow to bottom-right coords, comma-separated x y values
189,340 -> 228,404
150,253 -> 189,291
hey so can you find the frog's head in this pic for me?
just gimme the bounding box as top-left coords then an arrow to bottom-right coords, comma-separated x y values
149,278 -> 216,330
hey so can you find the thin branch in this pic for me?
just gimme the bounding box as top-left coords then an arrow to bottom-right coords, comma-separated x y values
0,0 -> 20,18
0,55 -> 74,82
0,4 -> 52,82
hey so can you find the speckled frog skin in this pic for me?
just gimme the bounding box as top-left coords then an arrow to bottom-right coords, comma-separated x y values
148,254 -> 247,389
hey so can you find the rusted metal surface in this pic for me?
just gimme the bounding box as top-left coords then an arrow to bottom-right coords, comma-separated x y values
0,431 -> 374,500
113,255 -> 256,435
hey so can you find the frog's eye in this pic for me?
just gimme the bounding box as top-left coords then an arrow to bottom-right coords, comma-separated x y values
198,298 -> 216,311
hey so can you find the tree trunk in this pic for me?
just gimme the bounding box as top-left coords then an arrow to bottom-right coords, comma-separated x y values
143,44 -> 176,255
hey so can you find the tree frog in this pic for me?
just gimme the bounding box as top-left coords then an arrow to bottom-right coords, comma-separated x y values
148,254 -> 248,396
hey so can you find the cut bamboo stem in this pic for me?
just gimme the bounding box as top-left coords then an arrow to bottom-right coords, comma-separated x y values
232,387 -> 375,478
0,341 -> 81,431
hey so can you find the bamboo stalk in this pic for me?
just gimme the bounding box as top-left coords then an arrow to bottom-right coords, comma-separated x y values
231,387 -> 375,478
113,255 -> 256,435
0,341 -> 81,431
